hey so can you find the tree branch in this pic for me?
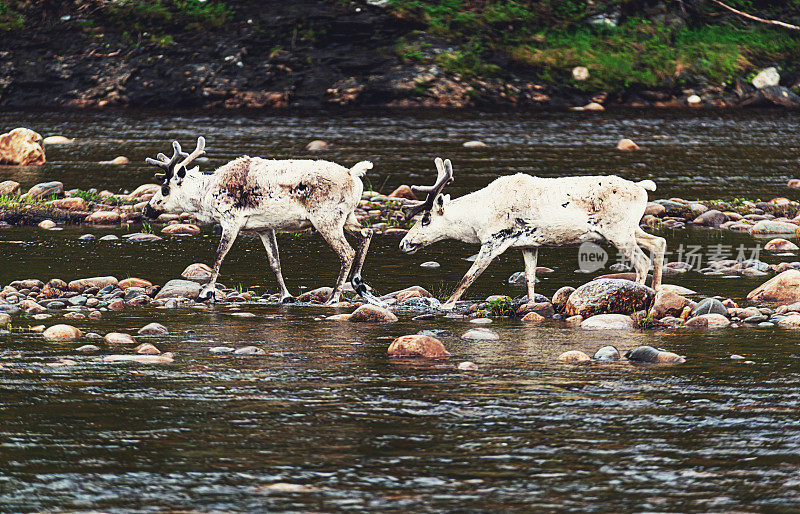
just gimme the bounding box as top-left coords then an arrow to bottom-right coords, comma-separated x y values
712,0 -> 800,31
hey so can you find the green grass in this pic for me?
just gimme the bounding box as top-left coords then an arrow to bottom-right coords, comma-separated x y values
102,0 -> 233,32
71,189 -> 101,203
0,1 -> 23,32
388,0 -> 800,91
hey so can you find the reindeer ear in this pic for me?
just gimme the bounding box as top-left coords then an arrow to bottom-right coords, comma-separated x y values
176,165 -> 186,179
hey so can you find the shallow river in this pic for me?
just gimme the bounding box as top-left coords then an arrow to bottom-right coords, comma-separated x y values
1,109 -> 800,511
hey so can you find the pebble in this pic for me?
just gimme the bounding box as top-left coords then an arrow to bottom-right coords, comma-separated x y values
458,361 -> 479,371
99,235 -> 119,241
616,138 -> 639,151
305,140 -> 329,151
98,156 -> 129,165
78,234 -> 96,240
730,354 -> 745,360
209,346 -> 235,354
348,304 -> 398,323
38,220 -> 56,229
419,261 -> 440,268
76,344 -> 100,352
462,141 -> 486,148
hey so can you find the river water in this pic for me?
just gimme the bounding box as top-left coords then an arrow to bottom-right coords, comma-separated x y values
1,109 -> 799,511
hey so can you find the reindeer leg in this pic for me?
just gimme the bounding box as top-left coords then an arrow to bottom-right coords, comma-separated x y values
344,214 -> 386,307
522,247 -> 539,300
198,221 -> 241,302
316,223 -> 355,305
443,237 -> 514,310
258,229 -> 294,303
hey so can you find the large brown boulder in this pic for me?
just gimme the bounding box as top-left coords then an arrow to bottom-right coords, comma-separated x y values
564,279 -> 655,317
747,270 -> 800,305
68,276 -> 118,293
388,185 -> 416,200
388,335 -> 450,358
0,128 -> 45,165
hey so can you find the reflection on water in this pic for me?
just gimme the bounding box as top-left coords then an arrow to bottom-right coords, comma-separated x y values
1,110 -> 800,511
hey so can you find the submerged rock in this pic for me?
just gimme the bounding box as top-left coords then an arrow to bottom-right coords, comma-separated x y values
593,345 -> 621,361
297,287 -> 333,303
461,328 -> 499,341
134,343 -> 161,354
749,220 -> 799,236
564,279 -> 654,317
154,279 -> 201,300
42,324 -> 82,341
162,223 -> 201,235
683,313 -> 731,328
103,353 -> 174,364
458,361 -> 479,371
625,345 -> 685,364
580,313 -> 634,330
234,346 -> 266,355
616,138 -> 639,151
138,322 -> 168,335
349,304 -> 398,323
104,332 -> 136,345
558,350 -> 591,363
305,140 -> 329,151
388,335 -> 450,358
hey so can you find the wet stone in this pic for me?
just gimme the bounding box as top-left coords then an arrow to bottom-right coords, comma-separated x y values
138,322 -> 168,335
593,345 -> 621,361
234,346 -> 266,355
461,328 -> 499,341
388,335 -> 450,358
565,279 -> 655,317
209,346 -> 235,354
417,329 -> 453,338
558,350 -> 591,363
691,298 -> 728,317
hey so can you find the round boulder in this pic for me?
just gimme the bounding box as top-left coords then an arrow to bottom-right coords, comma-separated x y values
461,328 -> 499,341
348,304 -> 398,323
388,335 -> 450,358
593,346 -> 621,361
747,270 -> 800,305
0,128 -> 46,165
104,332 -> 136,345
154,279 -> 201,300
181,263 -> 214,281
42,324 -> 82,341
564,279 -> 655,317
138,322 -> 168,335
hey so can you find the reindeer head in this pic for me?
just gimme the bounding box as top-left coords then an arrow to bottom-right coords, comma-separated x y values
143,137 -> 206,219
399,157 -> 454,254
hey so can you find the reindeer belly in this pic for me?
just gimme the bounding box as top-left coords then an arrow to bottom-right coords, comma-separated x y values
504,213 -> 604,248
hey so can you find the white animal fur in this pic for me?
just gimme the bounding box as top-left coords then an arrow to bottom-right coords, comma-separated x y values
399,158 -> 666,310
145,137 -> 383,305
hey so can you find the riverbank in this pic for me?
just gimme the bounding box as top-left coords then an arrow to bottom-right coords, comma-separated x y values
1,1 -> 800,110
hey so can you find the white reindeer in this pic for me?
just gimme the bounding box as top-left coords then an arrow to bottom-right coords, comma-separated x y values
399,158 -> 666,310
143,137 -> 384,305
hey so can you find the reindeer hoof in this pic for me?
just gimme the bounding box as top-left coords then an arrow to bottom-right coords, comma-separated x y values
281,296 -> 295,304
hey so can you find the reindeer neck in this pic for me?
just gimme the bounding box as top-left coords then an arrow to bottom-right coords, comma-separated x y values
445,190 -> 486,242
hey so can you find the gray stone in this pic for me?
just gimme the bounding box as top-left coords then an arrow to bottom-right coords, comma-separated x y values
691,298 -> 728,317
154,279 -> 201,300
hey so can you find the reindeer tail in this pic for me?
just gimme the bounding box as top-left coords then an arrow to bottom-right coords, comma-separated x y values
350,160 -> 373,178
637,179 -> 656,192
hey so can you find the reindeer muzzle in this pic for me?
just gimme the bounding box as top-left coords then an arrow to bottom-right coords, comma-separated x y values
142,203 -> 164,220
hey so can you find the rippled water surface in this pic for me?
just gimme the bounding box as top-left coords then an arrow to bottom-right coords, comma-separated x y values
1,109 -> 800,511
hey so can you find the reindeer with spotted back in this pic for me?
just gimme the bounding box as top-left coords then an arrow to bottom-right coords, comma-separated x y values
143,137 -> 384,305
399,158 -> 666,310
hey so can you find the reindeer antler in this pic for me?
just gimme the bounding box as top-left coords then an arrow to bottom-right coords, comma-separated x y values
145,137 -> 205,182
146,141 -> 186,182
177,136 -> 205,171
401,157 -> 454,220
